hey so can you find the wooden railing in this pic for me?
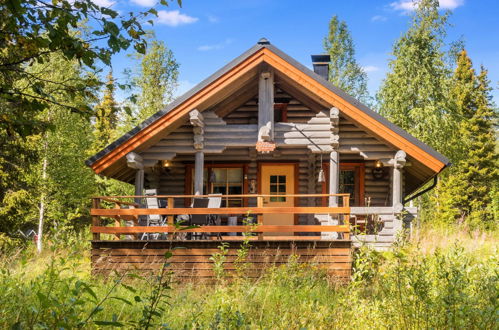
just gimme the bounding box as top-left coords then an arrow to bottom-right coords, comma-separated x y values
90,193 -> 351,241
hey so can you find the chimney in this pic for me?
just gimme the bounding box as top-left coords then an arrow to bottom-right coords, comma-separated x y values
311,54 -> 331,81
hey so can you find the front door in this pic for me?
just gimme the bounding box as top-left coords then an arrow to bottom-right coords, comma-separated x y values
260,164 -> 295,235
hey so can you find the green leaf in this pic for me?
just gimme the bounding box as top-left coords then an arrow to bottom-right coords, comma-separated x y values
110,296 -> 133,306
94,320 -> 124,326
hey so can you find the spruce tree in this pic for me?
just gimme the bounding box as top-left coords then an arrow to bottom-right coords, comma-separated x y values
324,15 -> 370,104
93,71 -> 119,152
435,50 -> 498,227
376,0 -> 452,152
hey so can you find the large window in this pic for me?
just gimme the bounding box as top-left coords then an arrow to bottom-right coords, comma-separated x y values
187,165 -> 246,207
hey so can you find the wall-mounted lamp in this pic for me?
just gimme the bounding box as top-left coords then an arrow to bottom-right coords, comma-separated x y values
161,160 -> 171,168
317,167 -> 326,183
372,160 -> 385,180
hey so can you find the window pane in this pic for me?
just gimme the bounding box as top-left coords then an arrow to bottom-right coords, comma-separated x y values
270,185 -> 277,193
213,186 -> 226,194
279,175 -> 286,183
212,168 -> 226,183
227,168 -> 243,183
278,184 -> 286,192
228,186 -> 242,194
270,175 -> 277,183
340,170 -> 355,184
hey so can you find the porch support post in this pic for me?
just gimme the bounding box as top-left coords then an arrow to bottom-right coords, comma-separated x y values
126,152 -> 144,203
329,107 -> 340,207
391,150 -> 406,208
257,68 -> 274,142
194,151 -> 204,195
190,109 -> 205,195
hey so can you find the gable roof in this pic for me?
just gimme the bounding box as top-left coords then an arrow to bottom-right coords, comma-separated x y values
86,39 -> 449,175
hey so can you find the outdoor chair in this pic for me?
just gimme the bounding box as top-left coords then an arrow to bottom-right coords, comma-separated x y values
141,189 -> 166,240
206,194 -> 222,240
189,197 -> 210,240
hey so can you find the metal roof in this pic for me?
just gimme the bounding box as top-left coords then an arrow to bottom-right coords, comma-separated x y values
86,40 -> 449,169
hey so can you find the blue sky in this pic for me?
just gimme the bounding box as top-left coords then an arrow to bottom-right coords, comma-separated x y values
101,0 -> 499,104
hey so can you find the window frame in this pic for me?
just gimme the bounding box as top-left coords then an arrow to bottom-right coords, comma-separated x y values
185,163 -> 249,207
321,162 -> 365,206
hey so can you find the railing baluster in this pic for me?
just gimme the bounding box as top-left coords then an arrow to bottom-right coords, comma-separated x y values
257,196 -> 264,241
92,198 -> 101,240
167,197 -> 174,240
342,195 -> 350,240
113,203 -> 121,240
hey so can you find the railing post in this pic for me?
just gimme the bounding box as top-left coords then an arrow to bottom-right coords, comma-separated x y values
343,195 -> 350,240
113,203 -> 121,240
167,197 -> 174,240
257,196 -> 264,241
92,198 -> 101,240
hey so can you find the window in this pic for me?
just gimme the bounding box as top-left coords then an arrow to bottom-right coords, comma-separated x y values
274,103 -> 288,123
269,175 -> 286,202
211,168 -> 243,207
321,163 -> 365,206
340,170 -> 356,205
188,165 -> 246,207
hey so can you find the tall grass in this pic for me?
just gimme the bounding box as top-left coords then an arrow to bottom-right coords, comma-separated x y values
0,227 -> 497,329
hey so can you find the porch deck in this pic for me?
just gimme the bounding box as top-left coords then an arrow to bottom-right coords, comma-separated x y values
90,193 -> 352,280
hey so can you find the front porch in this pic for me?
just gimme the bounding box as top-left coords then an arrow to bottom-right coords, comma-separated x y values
89,192 -> 417,279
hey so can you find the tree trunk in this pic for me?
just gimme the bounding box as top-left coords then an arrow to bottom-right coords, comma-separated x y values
37,142 -> 48,254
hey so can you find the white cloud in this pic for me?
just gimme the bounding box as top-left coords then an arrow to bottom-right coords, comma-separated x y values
371,15 -> 387,22
157,10 -> 198,26
438,0 -> 464,9
92,0 -> 115,7
390,0 -> 464,12
130,0 -> 156,6
197,38 -> 234,51
207,14 -> 219,23
362,65 -> 380,73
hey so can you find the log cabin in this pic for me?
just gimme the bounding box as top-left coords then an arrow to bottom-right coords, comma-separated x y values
87,39 -> 449,280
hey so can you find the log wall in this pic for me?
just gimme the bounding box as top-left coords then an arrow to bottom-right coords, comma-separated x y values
91,240 -> 352,281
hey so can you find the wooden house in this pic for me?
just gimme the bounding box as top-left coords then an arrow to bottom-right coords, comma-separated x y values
87,39 -> 449,279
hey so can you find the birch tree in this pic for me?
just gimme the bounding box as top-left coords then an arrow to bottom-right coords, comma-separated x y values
376,0 -> 452,152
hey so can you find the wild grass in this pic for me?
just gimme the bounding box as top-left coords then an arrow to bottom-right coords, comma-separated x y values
0,226 -> 497,329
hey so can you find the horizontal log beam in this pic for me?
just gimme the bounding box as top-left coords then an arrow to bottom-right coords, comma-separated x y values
93,193 -> 350,198
91,206 -> 351,216
91,225 -> 350,234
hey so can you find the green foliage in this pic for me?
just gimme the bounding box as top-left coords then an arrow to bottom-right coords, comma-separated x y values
0,53 -> 97,235
135,38 -> 179,123
377,0 -> 453,153
210,242 -> 229,281
1,235 -> 497,329
324,15 -> 370,105
433,51 -> 498,228
93,70 -> 120,153
0,0 -> 178,139
121,36 -> 179,133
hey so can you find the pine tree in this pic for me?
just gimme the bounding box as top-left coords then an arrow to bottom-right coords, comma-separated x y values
376,0 -> 452,152
93,71 -> 119,152
324,15 -> 370,104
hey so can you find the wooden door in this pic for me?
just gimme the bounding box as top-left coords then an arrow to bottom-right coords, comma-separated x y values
260,164 -> 295,235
